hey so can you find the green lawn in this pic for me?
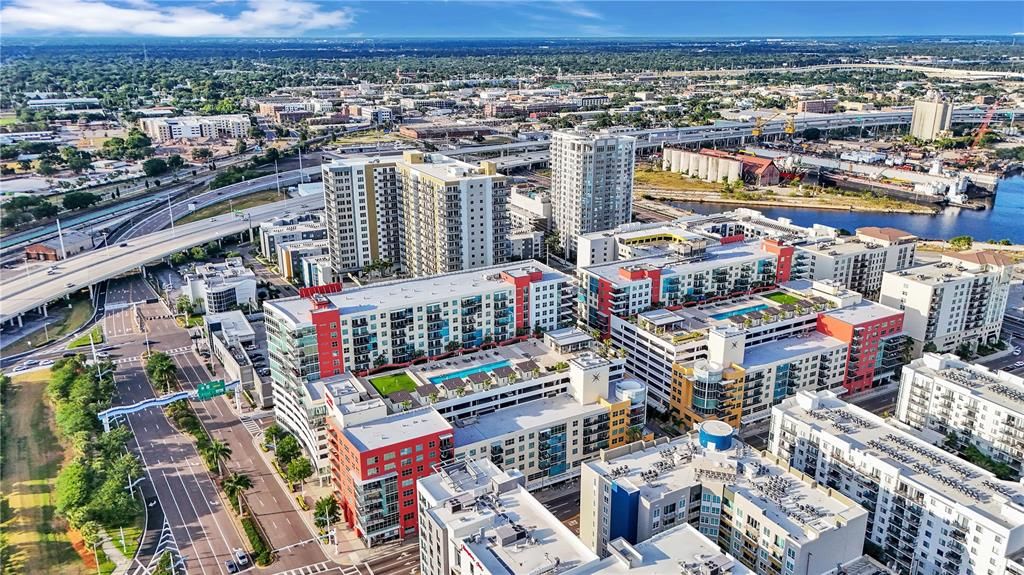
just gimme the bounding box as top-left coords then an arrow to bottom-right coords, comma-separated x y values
177,190 -> 284,224
0,116 -> 19,126
3,298 -> 94,356
68,325 -> 104,349
763,292 -> 802,305
369,372 -> 417,396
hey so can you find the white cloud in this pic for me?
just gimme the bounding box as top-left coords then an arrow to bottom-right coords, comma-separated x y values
552,0 -> 602,20
0,0 -> 355,36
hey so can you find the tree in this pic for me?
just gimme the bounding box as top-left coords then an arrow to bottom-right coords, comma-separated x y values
286,457 -> 314,491
176,295 -> 193,318
63,191 -> 100,211
31,202 -> 59,220
142,158 -> 168,177
222,472 -> 253,512
802,127 -> 822,140
263,147 -> 279,163
145,352 -> 178,392
55,458 -> 92,516
170,252 -> 188,265
275,434 -> 301,466
192,147 -> 213,161
949,235 -> 973,251
37,160 -> 57,176
203,439 -> 232,477
167,154 -> 185,170
626,426 -> 644,443
190,246 -> 207,261
314,496 -> 340,529
545,231 -> 562,258
235,139 -> 247,155
263,423 -> 285,449
78,520 -> 103,548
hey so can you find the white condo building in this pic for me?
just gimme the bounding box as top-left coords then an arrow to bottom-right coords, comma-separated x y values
138,114 -> 249,142
549,129 -> 636,257
770,391 -> 1024,575
418,459 -> 763,575
184,257 -> 258,313
322,151 -> 510,277
879,250 -> 1014,354
896,353 -> 1024,478
791,227 -> 918,301
579,422 -> 868,575
264,262 -> 574,465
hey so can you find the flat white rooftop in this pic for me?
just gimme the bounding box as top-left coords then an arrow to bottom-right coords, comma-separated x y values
741,331 -> 847,368
264,261 -> 565,325
907,353 -> 1024,420
587,433 -> 864,543
564,524 -> 751,575
776,391 -> 1024,530
342,407 -> 451,453
822,300 -> 903,326
582,241 -> 771,284
452,394 -> 606,445
462,485 -> 598,575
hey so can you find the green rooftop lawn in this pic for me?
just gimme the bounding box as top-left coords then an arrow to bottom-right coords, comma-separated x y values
764,291 -> 802,305
369,372 -> 417,396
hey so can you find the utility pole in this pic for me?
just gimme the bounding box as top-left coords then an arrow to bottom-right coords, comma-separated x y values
274,159 -> 282,196
56,217 -> 68,260
167,193 -> 176,238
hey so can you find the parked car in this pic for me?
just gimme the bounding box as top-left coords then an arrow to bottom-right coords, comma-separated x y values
233,549 -> 249,566
224,559 -> 238,574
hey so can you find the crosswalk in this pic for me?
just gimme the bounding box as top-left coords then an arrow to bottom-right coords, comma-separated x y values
113,347 -> 193,365
272,561 -> 344,575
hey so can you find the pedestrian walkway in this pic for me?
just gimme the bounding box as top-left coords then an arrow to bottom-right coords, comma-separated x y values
100,530 -> 131,575
271,560 -> 340,575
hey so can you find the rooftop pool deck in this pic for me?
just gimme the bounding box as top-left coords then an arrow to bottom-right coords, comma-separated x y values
429,359 -> 512,385
709,303 -> 771,320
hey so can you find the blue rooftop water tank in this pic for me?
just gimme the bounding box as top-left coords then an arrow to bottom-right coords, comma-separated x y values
698,420 -> 734,451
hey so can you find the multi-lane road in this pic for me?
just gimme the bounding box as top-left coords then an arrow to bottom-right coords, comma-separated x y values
105,275 -> 332,574
0,195 -> 323,323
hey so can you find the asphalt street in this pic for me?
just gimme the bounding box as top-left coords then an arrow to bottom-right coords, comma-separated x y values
110,275 -> 334,574
122,166 -> 321,239
105,276 -> 249,575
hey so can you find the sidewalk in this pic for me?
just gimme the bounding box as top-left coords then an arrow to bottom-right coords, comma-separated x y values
101,531 -> 131,575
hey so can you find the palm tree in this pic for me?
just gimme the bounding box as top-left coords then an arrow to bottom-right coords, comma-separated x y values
222,472 -> 254,513
204,439 -> 232,477
625,426 -> 644,443
145,352 -> 178,392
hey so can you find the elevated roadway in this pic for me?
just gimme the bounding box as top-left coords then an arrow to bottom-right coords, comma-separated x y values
0,195 -> 323,323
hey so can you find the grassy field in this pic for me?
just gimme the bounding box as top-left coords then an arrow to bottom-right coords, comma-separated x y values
177,190 -> 284,224
763,292 -> 802,305
369,372 -> 417,396
3,298 -> 94,356
67,325 -> 103,349
0,116 -> 19,126
634,168 -> 723,192
1,370 -> 93,575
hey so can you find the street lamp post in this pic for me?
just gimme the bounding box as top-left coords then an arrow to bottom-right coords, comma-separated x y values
167,193 -> 176,239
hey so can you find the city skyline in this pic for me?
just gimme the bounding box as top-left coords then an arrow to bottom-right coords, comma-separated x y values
2,1 -> 1023,39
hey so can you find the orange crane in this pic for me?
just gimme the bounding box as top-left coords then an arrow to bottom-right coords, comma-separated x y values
971,101 -> 999,148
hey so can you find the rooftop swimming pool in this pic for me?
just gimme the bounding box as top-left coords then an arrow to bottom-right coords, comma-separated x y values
429,359 -> 512,385
709,303 -> 770,321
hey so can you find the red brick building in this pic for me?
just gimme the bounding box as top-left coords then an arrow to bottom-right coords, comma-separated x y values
329,408 -> 453,547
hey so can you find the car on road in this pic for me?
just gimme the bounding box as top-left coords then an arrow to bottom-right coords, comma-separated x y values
62,352 -> 77,358
1014,347 -> 1022,356
12,364 -> 32,373
23,359 -> 39,367
39,359 -> 54,367
119,243 -> 129,248
65,282 -> 75,288
96,351 -> 111,358
1014,361 -> 1024,369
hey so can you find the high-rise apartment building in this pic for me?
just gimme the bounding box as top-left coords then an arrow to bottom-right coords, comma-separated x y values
770,391 -> 1024,575
879,251 -> 1014,355
550,130 -> 636,258
322,151 -> 510,277
910,99 -> 953,141
579,422 -> 868,574
896,353 -> 1024,478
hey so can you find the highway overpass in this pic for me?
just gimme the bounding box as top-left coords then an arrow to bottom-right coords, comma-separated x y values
0,195 -> 323,324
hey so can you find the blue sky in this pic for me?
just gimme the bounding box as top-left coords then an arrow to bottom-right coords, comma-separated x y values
2,1 -> 1022,38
